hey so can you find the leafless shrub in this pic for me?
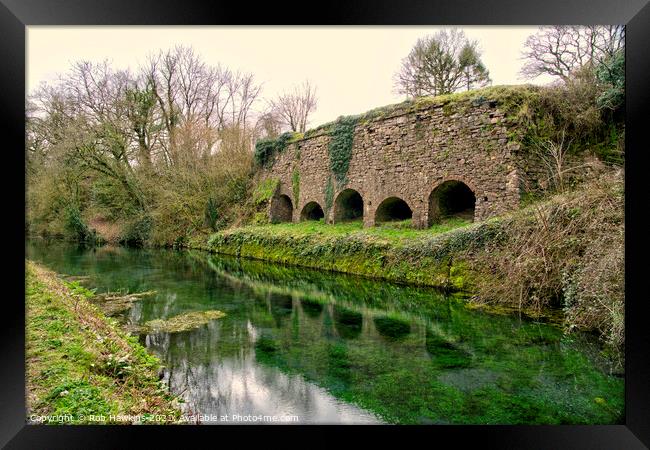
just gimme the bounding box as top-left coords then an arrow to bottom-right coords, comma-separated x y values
468,169 -> 624,350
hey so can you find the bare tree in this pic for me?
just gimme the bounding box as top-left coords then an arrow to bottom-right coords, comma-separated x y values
520,25 -> 625,82
394,29 -> 491,98
144,46 -> 262,166
254,110 -> 282,139
269,80 -> 318,133
531,127 -> 594,193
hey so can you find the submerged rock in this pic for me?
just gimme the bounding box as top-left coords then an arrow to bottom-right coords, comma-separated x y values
93,290 -> 157,316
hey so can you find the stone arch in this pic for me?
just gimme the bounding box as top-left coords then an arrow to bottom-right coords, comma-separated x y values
300,201 -> 325,221
428,179 -> 476,225
269,194 -> 293,223
374,196 -> 413,224
333,189 -> 364,223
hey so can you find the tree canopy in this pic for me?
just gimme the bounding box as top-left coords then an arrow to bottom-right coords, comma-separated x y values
394,29 -> 491,98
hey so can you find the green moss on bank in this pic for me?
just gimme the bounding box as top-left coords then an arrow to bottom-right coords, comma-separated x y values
26,261 -> 183,424
203,218 -> 480,291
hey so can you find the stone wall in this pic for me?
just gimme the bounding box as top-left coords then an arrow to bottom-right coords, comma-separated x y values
264,98 -> 526,228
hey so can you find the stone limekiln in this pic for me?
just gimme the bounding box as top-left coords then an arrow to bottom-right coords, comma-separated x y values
263,88 -> 537,229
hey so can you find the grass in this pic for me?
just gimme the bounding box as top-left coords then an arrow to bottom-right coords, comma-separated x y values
202,216 -> 477,291
232,217 -> 470,243
26,261 -> 183,424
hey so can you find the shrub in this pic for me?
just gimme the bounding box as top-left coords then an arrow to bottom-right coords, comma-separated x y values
467,170 -> 624,351
204,197 -> 219,232
119,214 -> 152,247
63,205 -> 96,244
253,178 -> 279,206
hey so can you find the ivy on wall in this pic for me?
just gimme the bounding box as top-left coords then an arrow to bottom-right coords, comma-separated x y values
327,115 -> 358,187
254,132 -> 296,167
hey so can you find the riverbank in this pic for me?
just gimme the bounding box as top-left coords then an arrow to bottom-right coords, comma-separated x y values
198,170 -> 624,354
25,261 -> 183,424
193,216 -> 476,290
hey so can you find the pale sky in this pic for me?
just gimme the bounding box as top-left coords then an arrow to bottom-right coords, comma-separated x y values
26,26 -> 554,127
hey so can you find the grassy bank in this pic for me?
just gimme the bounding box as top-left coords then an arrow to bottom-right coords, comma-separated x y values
199,216 -> 479,291
26,261 -> 183,424
202,170 -> 624,353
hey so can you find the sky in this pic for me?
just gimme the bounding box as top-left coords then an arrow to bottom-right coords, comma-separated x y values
26,26 -> 554,127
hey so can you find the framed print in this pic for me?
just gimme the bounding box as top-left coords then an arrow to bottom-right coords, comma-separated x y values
2,0 -> 649,447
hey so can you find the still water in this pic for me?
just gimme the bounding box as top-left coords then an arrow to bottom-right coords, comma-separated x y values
27,240 -> 624,424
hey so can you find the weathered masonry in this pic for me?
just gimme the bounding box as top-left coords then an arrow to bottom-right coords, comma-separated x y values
264,89 -> 535,229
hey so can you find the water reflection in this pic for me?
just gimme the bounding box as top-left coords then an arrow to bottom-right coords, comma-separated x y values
147,323 -> 380,424
26,239 -> 624,425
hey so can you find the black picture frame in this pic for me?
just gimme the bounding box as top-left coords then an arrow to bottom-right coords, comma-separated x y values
2,1 -> 649,447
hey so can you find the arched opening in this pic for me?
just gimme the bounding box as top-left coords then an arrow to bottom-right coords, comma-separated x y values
333,189 -> 364,223
428,180 -> 476,226
300,201 -> 325,221
375,197 -> 412,225
270,194 -> 293,223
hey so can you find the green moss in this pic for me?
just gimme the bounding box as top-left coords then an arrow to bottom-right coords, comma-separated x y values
142,310 -> 226,334
324,176 -> 334,216
206,218 -> 475,290
252,211 -> 269,225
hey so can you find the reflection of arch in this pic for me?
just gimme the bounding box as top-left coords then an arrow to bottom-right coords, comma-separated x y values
270,292 -> 293,326
428,180 -> 476,225
270,194 -> 293,223
373,316 -> 411,340
300,201 -> 325,221
333,189 -> 364,222
333,306 -> 362,339
300,299 -> 323,318
375,197 -> 412,224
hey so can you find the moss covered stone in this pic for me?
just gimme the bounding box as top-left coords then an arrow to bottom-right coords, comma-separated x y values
142,310 -> 226,334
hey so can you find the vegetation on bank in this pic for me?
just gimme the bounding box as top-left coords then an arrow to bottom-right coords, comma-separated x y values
201,217 -> 475,291
204,169 -> 624,354
26,261 -> 183,424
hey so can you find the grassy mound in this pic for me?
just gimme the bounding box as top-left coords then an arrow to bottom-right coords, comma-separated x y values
203,217 -> 476,290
